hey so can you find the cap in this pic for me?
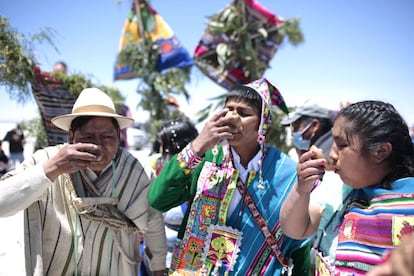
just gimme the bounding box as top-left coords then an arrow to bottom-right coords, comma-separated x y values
281,101 -> 331,126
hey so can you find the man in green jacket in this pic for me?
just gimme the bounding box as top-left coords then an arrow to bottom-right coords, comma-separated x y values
149,78 -> 311,275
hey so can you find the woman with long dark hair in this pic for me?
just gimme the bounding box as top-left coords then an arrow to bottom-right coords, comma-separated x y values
281,100 -> 414,275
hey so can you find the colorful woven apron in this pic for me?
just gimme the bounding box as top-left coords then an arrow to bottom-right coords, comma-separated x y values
170,146 -> 243,275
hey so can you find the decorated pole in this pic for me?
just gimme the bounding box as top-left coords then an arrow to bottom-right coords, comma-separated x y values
133,0 -> 146,46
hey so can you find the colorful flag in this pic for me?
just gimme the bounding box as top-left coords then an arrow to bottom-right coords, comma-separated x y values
194,0 -> 284,90
114,1 -> 193,80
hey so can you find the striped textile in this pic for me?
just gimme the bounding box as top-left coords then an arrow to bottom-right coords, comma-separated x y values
31,67 -> 76,145
334,177 -> 414,275
193,0 -> 284,90
227,146 -> 309,275
0,146 -> 167,275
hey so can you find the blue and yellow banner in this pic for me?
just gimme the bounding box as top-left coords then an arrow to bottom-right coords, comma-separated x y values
114,1 -> 193,80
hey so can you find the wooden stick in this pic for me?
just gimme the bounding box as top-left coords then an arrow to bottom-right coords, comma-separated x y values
133,0 -> 146,45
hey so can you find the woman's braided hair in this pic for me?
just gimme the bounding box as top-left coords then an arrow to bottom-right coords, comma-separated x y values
337,100 -> 414,188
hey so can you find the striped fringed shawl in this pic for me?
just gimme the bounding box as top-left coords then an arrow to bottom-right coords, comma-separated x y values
24,146 -> 155,275
334,177 -> 414,275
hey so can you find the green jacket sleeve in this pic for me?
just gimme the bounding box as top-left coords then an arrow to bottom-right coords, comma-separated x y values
291,242 -> 311,276
147,145 -> 226,213
148,154 -> 195,212
148,144 -> 222,212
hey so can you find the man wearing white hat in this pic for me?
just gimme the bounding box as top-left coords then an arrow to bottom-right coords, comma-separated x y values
0,88 -> 167,275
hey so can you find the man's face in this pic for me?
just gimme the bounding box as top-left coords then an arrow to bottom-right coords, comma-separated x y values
53,63 -> 67,75
290,117 -> 315,154
69,117 -> 120,172
224,98 -> 261,148
291,117 -> 310,134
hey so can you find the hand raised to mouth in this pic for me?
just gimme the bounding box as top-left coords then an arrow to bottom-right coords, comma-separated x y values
310,145 -> 334,171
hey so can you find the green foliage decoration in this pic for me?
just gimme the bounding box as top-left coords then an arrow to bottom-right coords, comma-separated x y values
193,1 -> 304,150
200,0 -> 304,80
0,16 -> 58,103
50,72 -> 125,105
20,118 -> 48,151
1,15 -> 126,147
116,33 -> 192,141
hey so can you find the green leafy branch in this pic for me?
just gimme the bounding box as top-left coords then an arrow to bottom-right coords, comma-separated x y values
198,1 -> 304,81
116,32 -> 192,139
0,16 -> 58,103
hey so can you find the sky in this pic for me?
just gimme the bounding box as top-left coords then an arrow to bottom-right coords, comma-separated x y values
1,0 -> 414,128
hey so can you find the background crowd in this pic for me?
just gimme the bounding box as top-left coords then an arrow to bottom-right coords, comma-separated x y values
1,81 -> 414,275
2,0 -> 414,274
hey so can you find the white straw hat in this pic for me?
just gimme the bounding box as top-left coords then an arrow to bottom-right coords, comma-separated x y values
51,87 -> 134,131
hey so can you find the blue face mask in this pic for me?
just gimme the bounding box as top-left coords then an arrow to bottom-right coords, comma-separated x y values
292,123 -> 313,151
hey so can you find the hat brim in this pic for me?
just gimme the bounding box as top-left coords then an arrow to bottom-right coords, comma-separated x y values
51,112 -> 134,131
281,113 -> 301,126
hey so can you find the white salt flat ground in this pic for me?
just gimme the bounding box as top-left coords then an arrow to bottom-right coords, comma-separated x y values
0,211 -> 25,276
0,123 -> 34,275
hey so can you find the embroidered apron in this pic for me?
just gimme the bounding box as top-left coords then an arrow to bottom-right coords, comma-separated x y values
170,147 -> 243,275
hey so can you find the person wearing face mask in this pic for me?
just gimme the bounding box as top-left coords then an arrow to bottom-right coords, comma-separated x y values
281,100 -> 414,275
281,100 -> 335,161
